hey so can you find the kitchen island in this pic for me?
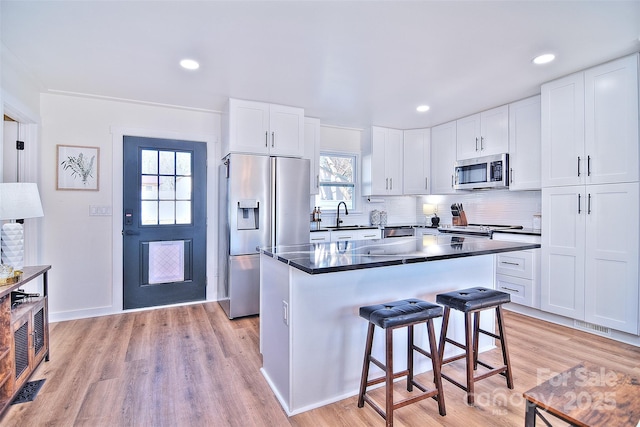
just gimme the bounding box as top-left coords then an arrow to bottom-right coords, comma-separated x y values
259,235 -> 540,415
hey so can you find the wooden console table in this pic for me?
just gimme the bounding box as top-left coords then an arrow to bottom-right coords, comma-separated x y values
523,362 -> 640,426
0,265 -> 51,415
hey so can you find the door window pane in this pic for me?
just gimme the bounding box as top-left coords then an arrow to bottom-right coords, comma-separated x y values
176,201 -> 191,224
176,152 -> 191,176
159,151 -> 175,175
176,177 -> 191,200
141,150 -> 158,174
159,176 -> 175,200
141,201 -> 158,225
159,201 -> 175,224
141,175 -> 158,200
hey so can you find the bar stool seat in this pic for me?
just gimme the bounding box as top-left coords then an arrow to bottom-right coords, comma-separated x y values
357,298 -> 446,427
437,287 -> 514,405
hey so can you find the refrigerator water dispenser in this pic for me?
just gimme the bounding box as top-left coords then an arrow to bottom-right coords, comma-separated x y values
237,199 -> 259,230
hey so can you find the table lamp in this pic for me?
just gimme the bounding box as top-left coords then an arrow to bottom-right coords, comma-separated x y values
422,204 -> 439,227
0,183 -> 44,271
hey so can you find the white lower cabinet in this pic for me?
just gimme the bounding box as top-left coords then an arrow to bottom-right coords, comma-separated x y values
493,233 -> 541,308
309,231 -> 330,243
330,229 -> 381,241
309,229 -> 381,243
542,182 -> 639,335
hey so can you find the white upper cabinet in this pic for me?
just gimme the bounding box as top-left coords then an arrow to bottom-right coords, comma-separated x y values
584,55 -> 639,185
363,126 -> 403,195
303,117 -> 320,194
542,54 -> 639,187
430,120 -> 457,195
456,105 -> 509,160
222,98 -> 304,158
403,128 -> 430,195
508,96 -> 541,190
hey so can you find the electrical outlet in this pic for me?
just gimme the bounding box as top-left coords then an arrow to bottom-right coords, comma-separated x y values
282,300 -> 289,326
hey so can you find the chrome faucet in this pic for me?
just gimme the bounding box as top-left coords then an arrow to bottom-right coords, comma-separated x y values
336,201 -> 349,228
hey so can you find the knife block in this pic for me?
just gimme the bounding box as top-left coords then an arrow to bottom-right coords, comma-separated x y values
453,212 -> 468,226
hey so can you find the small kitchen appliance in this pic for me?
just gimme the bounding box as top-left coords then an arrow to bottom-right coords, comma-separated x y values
454,153 -> 509,190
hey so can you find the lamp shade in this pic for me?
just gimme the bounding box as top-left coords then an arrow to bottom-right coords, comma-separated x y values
0,183 -> 44,220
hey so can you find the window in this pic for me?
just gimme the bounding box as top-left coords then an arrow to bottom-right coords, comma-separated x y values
315,152 -> 357,211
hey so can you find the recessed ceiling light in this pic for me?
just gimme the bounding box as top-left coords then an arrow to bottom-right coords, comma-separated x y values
532,54 -> 555,65
180,59 -> 200,70
416,105 -> 430,112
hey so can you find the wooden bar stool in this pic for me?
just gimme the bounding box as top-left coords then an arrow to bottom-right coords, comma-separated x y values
357,298 -> 446,427
436,287 -> 513,405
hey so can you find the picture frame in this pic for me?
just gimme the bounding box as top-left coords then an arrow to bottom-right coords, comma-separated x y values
56,144 -> 100,191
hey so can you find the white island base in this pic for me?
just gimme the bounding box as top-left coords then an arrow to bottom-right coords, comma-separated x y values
259,252 -> 498,416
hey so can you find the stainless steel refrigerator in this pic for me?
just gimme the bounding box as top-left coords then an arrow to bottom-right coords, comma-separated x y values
218,153 -> 310,319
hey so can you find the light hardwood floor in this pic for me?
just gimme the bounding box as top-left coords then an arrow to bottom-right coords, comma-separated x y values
2,302 -> 639,426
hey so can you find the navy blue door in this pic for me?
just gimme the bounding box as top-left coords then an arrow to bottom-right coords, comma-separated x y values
123,136 -> 206,309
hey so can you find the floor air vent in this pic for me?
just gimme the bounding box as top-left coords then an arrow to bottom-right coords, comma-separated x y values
574,320 -> 611,336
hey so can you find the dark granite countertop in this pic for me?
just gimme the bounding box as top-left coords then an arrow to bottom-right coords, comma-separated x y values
260,235 -> 540,274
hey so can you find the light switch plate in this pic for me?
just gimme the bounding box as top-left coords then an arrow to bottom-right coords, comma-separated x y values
89,205 -> 112,216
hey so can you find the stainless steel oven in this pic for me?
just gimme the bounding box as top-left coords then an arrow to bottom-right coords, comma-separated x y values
382,226 -> 415,238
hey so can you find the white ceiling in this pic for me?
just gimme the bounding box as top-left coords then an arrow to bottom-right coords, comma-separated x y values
2,1 -> 640,129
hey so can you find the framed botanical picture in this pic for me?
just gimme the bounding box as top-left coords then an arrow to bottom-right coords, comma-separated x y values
56,144 -> 100,191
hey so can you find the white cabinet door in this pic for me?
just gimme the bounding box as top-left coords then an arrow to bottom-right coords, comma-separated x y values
364,126 -> 403,195
479,105 -> 509,157
456,113 -> 481,160
584,55 -> 639,185
269,104 -> 304,157
385,128 -> 403,195
541,72 -> 585,187
430,121 -> 457,194
584,182 -> 639,334
509,96 -> 541,190
456,106 -> 509,160
304,117 -> 320,194
403,128 -> 430,194
309,231 -> 330,243
541,186 -> 586,319
224,99 -> 304,158
225,99 -> 270,156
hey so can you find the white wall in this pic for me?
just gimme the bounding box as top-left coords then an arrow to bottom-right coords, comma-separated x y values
40,93 -> 219,321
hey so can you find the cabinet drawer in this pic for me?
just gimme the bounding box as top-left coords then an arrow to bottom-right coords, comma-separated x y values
496,251 -> 533,279
496,274 -> 534,307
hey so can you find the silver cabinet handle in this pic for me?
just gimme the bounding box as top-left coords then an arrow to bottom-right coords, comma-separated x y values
587,155 -> 591,176
451,175 -> 454,188
316,175 -> 319,189
475,137 -> 479,151
265,131 -> 268,147
500,286 -> 520,293
578,193 -> 581,214
271,131 -> 275,148
510,168 -> 513,184
337,236 -> 352,240
480,136 -> 484,150
425,177 -> 428,190
389,178 -> 392,190
501,261 -> 521,266
577,156 -> 581,177
588,193 -> 592,214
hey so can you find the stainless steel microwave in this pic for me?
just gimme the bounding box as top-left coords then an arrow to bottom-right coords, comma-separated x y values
454,153 -> 508,190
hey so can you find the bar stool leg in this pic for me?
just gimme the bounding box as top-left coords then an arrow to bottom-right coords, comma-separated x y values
473,311 -> 480,370
358,323 -> 375,408
426,319 -> 446,416
465,312 -> 474,405
496,306 -> 514,389
407,325 -> 414,392
438,306 -> 451,363
385,327 -> 394,427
